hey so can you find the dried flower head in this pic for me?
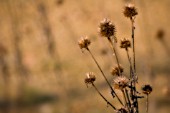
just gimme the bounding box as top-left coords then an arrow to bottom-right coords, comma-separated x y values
123,4 -> 138,18
117,108 -> 128,113
99,18 -> 116,38
111,65 -> 124,76
84,72 -> 96,85
120,38 -> 131,49
78,37 -> 91,50
141,84 -> 153,95
156,29 -> 165,40
113,76 -> 129,90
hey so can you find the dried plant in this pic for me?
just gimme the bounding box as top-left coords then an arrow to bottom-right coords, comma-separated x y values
78,3 -> 152,113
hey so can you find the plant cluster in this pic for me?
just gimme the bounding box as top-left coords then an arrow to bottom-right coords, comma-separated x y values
78,3 -> 152,113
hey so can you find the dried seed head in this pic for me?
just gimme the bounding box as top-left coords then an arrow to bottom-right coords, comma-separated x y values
113,76 -> 129,90
141,84 -> 153,95
111,65 -> 124,76
99,18 -> 116,38
117,108 -> 128,113
84,72 -> 96,85
156,29 -> 165,40
78,37 -> 91,50
123,4 -> 138,18
120,38 -> 131,49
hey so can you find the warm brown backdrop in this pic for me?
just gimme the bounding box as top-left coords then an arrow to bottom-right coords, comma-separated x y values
0,0 -> 169,113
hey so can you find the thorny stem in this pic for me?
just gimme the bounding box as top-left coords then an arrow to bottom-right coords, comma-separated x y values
125,49 -> 134,78
87,48 -> 124,106
146,94 -> 149,113
92,83 -> 117,111
107,37 -> 122,76
130,17 -> 139,113
131,18 -> 136,75
122,89 -> 128,107
126,48 -> 136,113
125,88 -> 131,111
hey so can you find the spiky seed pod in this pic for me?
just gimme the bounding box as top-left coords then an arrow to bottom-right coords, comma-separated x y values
123,4 -> 138,18
141,84 -> 153,95
78,37 -> 91,50
111,65 -> 124,76
117,108 -> 128,113
84,72 -> 96,85
99,18 -> 116,39
113,76 -> 129,90
120,38 -> 131,49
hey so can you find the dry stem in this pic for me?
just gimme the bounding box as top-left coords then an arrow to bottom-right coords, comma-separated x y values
87,48 -> 124,106
92,83 -> 117,111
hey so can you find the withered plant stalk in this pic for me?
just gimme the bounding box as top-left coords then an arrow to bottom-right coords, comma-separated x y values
146,94 -> 149,113
125,88 -> 131,111
122,89 -> 128,107
87,48 -> 124,106
79,3 -> 153,113
92,83 -> 117,111
107,37 -> 122,76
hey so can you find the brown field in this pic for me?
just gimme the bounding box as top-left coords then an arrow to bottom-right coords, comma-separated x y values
0,0 -> 170,113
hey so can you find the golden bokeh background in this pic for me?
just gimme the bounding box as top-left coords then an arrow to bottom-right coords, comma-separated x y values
0,0 -> 169,113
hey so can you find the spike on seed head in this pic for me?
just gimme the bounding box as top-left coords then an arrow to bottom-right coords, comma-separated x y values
99,18 -> 116,39
84,72 -> 96,85
113,76 -> 129,90
78,37 -> 91,50
123,4 -> 138,18
120,38 -> 131,49
141,84 -> 153,95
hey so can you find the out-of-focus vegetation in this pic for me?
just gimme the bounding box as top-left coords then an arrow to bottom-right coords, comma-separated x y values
0,0 -> 169,113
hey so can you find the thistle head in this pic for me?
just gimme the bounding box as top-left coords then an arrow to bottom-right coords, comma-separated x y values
111,65 -> 124,76
123,4 -> 138,18
99,18 -> 116,38
84,72 -> 96,85
141,84 -> 153,95
78,37 -> 91,50
113,76 -> 129,90
120,38 -> 131,49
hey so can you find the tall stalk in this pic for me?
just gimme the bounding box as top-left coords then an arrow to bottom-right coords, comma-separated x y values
87,48 -> 124,106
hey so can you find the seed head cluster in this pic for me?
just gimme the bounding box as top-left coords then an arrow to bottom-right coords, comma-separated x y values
78,37 -> 91,50
141,84 -> 153,95
84,72 -> 96,85
99,18 -> 116,38
113,76 -> 129,90
123,4 -> 138,18
120,38 -> 131,49
111,65 -> 124,76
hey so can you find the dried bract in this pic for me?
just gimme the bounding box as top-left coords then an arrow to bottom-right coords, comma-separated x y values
120,38 -> 131,49
78,37 -> 91,50
123,4 -> 138,18
141,84 -> 153,95
84,72 -> 96,85
99,18 -> 116,38
113,76 -> 129,90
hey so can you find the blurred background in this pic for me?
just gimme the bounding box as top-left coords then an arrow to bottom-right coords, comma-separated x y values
0,0 -> 169,113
